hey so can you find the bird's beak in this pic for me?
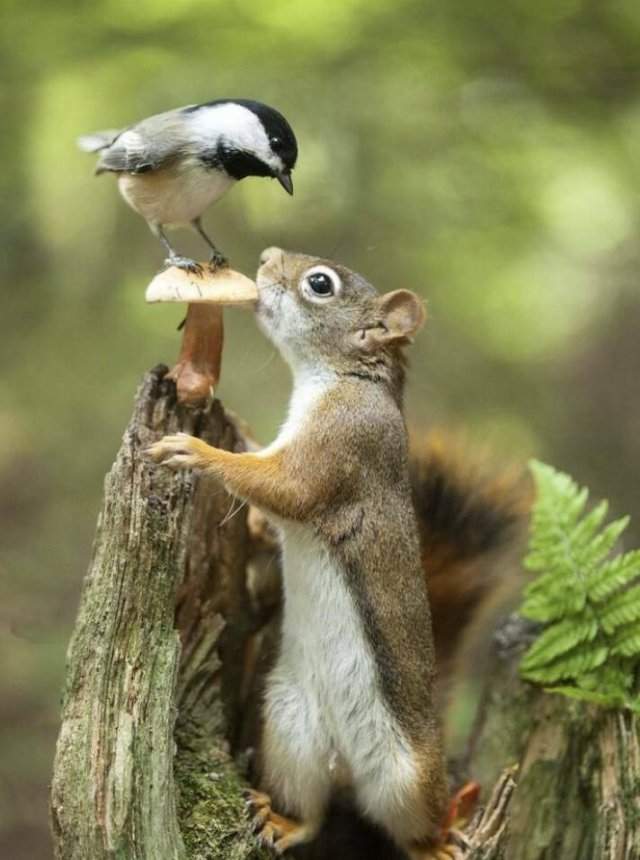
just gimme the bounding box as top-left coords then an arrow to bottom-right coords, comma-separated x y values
276,171 -> 294,195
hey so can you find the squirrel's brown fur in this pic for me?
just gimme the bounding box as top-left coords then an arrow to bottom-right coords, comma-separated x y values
149,247 -> 528,860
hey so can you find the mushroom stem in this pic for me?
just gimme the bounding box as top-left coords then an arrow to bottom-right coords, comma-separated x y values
166,303 -> 224,405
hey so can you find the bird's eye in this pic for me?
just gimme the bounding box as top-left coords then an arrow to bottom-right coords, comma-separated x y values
269,135 -> 283,151
300,266 -> 342,302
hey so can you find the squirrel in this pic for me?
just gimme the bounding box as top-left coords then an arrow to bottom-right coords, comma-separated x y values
149,247 -> 527,859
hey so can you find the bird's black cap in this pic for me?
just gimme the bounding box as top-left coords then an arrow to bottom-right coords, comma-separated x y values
185,98 -> 298,173
232,99 -> 298,172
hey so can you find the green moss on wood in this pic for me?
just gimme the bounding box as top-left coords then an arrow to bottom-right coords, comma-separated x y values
175,720 -> 269,860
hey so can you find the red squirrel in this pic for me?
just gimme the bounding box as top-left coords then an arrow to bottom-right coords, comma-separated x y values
149,247 -> 525,859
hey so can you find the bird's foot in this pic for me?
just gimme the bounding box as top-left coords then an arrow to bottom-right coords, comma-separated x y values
164,255 -> 204,275
207,250 -> 229,271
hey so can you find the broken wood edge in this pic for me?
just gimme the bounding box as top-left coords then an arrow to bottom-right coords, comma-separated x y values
50,367 -> 270,860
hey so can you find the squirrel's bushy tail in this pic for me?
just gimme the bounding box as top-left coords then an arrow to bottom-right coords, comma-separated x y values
410,433 -> 530,677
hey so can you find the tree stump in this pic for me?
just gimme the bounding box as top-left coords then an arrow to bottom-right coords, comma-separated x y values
463,618 -> 640,860
50,366 -> 266,860
50,368 -> 640,860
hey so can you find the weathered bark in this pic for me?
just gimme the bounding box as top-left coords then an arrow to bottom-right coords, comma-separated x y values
50,369 -> 639,860
463,618 -> 640,860
50,366 -> 266,860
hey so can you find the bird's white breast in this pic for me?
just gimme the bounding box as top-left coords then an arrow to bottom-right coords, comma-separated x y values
117,158 -> 234,226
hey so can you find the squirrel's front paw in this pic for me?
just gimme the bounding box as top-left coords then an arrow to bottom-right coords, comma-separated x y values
147,432 -> 211,471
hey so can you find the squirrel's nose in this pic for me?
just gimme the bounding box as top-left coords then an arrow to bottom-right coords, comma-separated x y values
260,246 -> 283,266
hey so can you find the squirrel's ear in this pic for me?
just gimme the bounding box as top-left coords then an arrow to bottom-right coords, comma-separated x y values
359,290 -> 426,349
379,290 -> 426,341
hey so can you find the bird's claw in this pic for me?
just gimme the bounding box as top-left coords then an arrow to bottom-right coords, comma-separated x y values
208,251 -> 229,270
165,255 -> 204,275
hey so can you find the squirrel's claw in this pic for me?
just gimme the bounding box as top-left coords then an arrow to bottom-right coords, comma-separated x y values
244,789 -> 316,855
245,788 -> 271,810
146,433 -> 207,471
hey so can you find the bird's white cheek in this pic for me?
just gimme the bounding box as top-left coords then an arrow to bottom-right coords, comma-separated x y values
265,154 -> 285,174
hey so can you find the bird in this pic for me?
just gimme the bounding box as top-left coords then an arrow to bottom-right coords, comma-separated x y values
78,98 -> 298,271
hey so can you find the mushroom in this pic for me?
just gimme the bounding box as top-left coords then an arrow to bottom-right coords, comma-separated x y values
146,263 -> 258,405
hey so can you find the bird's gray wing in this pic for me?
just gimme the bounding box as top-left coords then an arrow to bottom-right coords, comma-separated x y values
92,110 -> 191,175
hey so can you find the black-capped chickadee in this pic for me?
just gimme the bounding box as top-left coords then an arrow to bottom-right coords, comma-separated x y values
78,99 -> 298,270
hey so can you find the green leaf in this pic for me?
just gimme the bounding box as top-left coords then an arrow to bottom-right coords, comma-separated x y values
600,584 -> 640,634
609,627 -> 640,658
521,617 -> 597,671
589,550 -> 640,602
522,644 -> 608,684
576,515 -> 628,569
518,461 -> 639,710
543,685 -> 627,708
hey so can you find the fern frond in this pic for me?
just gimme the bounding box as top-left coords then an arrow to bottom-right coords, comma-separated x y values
609,626 -> 640,658
519,461 -> 640,711
600,584 -> 640,634
578,663 -> 634,693
544,685 -> 628,708
520,617 -> 597,672
589,550 -> 640,603
570,500 -> 609,551
520,588 -> 579,624
575,514 -> 628,570
522,643 -> 608,684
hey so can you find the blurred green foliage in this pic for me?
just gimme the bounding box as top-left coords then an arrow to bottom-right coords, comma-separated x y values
1,0 -> 640,856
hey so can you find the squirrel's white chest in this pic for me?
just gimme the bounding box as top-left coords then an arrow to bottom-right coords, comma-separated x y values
278,526 -> 370,710
268,523 -> 416,790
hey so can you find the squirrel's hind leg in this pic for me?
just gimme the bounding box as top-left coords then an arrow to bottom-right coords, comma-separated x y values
351,729 -> 452,859
251,674 -> 332,853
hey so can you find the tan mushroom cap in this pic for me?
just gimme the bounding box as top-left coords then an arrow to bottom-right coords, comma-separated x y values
146,265 -> 258,306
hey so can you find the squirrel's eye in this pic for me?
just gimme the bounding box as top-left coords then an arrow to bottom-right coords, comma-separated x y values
300,266 -> 342,302
308,273 -> 333,295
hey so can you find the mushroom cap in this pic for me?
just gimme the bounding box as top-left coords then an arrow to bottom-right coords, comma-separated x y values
146,266 -> 258,306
